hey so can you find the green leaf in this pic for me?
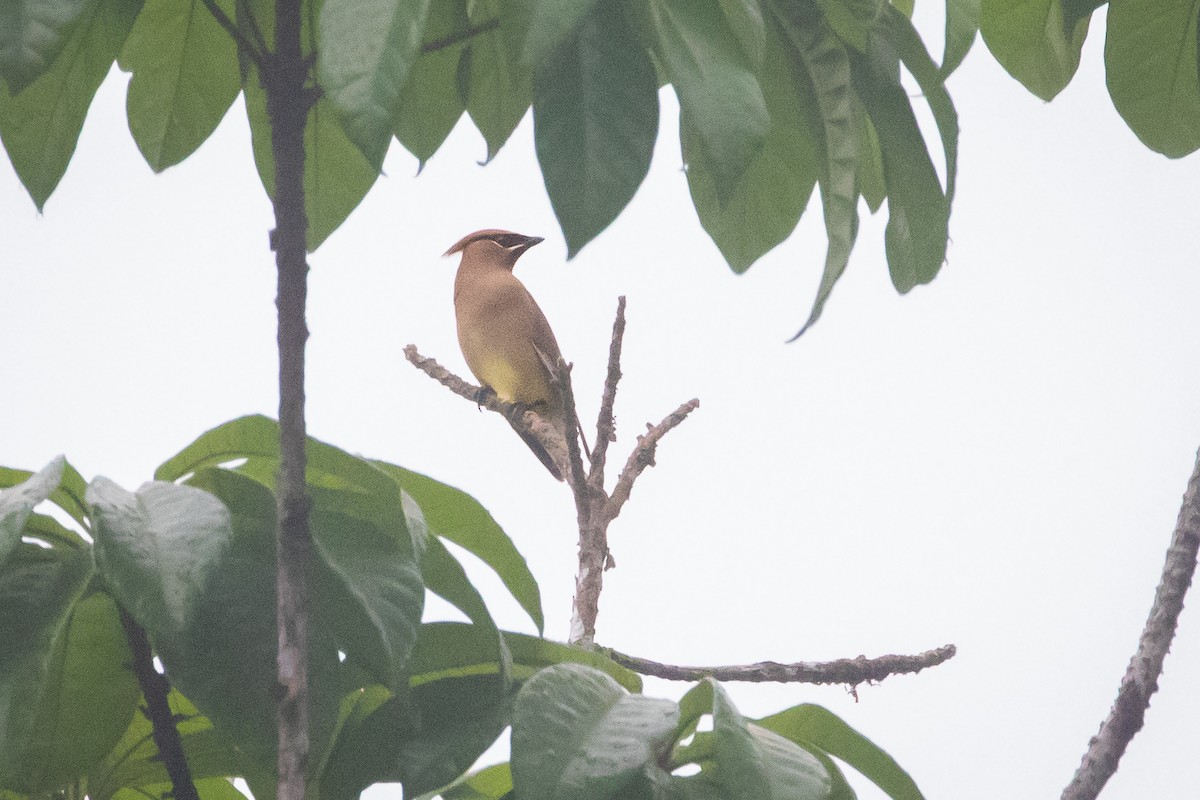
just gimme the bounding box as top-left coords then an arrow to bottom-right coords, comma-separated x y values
684,14 -> 820,272
719,0 -> 766,66
521,0 -> 601,67
980,0 -> 1091,101
320,675 -> 514,800
88,477 -> 233,638
1104,0 -> 1200,158
118,0 -> 241,171
464,0 -> 532,161
710,682 -> 771,800
420,531 -> 501,634
853,8 -> 952,292
941,0 -> 980,75
0,550 -> 139,794
89,690 -> 242,800
533,2 -> 658,257
152,468 -> 342,778
244,71 -> 379,250
1,461 -> 90,531
0,457 -> 65,567
771,0 -> 859,338
373,461 -> 544,635
317,0 -> 431,168
511,663 -> 679,800
854,98 -> 885,212
430,762 -> 512,800
394,0 -> 469,167
646,0 -> 768,206
744,724 -> 836,800
813,0 -> 884,52
0,0 -> 88,93
0,0 -> 139,209
757,703 -> 924,800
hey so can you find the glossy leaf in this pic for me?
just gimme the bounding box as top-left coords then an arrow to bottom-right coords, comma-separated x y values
0,546 -> 138,794
511,663 -> 679,800
684,14 -> 819,271
757,703 -> 924,800
1105,0 -> 1200,157
813,0 -> 884,52
710,682 -> 771,800
0,457 -> 64,567
420,531 -> 501,635
980,0 -> 1091,101
119,0 -> 241,171
318,0 -> 431,168
0,0 -> 138,209
647,0 -> 768,206
0,0 -> 87,93
394,0 -> 469,167
463,0 -> 532,162
941,0 -> 980,75
245,71 -> 378,250
534,2 -> 658,257
1,461 -> 90,531
521,0 -> 601,67
373,461 -> 544,634
88,477 -> 232,638
771,0 -> 860,338
431,763 -> 512,800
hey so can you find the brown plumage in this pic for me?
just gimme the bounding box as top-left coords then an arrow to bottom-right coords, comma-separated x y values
446,229 -> 567,480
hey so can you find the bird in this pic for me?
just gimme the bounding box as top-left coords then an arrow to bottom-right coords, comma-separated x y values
445,229 -> 571,481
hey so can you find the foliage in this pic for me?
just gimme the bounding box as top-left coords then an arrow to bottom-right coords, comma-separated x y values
1,0 -> 963,334
0,418 -> 925,799
980,0 -> 1200,158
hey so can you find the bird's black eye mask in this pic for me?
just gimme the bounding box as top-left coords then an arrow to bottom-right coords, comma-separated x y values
498,235 -> 527,249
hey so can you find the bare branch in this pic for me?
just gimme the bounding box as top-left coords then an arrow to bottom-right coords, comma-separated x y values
1061,447 -> 1200,800
602,643 -> 957,686
118,608 -> 200,800
590,296 -> 626,484
605,399 -> 700,523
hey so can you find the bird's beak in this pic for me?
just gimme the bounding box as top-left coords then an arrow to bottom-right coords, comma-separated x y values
516,236 -> 544,255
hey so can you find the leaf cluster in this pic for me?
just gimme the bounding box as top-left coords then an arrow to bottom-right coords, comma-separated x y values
0,417 -> 926,800
0,0 -> 963,335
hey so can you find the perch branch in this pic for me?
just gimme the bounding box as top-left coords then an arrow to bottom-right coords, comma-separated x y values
1060,446 -> 1200,800
118,609 -> 200,800
590,297 -> 626,485
606,399 -> 700,524
601,643 -> 957,687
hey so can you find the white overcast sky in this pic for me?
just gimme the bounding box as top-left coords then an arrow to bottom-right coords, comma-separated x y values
3,8 -> 1199,800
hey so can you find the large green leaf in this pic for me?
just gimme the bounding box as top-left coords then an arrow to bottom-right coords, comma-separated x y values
757,704 -> 924,800
245,69 -> 378,250
718,0 -> 766,66
393,0 -> 469,167
0,0 -> 87,93
511,663 -> 678,800
646,0 -> 768,206
89,690 -> 242,800
941,0 -> 980,75
0,457 -> 65,567
373,462 -> 543,635
88,477 -> 233,638
521,0 -> 601,67
813,0 -> 884,52
851,10 -> 950,292
0,0 -> 139,209
684,13 -> 820,272
1104,0 -> 1200,158
771,0 -> 859,338
1,460 -> 91,531
463,0 -> 532,161
118,0 -> 240,171
152,469 -> 342,780
429,763 -> 512,800
0,546 -> 139,794
317,0 -> 431,168
710,682 -> 772,800
980,0 -> 1091,101
533,2 -> 658,257
420,532 -> 501,634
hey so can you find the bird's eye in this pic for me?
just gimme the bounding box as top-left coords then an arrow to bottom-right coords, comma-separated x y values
499,235 -> 523,248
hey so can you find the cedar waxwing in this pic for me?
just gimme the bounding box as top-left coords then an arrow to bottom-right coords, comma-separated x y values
446,229 -> 568,480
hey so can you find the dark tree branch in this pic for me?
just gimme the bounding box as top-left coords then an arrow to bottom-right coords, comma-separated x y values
198,0 -> 266,72
601,643 -> 957,687
421,19 -> 500,54
264,1 -> 313,797
1060,447 -> 1200,800
118,608 -> 199,800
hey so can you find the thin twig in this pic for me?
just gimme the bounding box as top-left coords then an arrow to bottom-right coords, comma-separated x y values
236,0 -> 271,57
590,296 -> 626,484
198,0 -> 266,72
602,643 -> 957,687
606,399 -> 700,524
1060,447 -> 1200,800
421,19 -> 500,54
118,608 -> 200,800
